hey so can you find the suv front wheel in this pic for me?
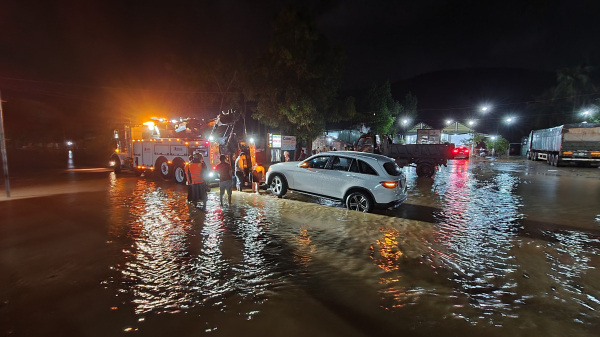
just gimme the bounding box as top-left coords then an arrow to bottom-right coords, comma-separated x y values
270,174 -> 288,198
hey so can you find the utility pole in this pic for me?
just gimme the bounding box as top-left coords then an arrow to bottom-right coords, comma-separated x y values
0,91 -> 10,198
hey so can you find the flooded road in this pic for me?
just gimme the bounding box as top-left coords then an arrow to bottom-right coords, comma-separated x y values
1,158 -> 599,336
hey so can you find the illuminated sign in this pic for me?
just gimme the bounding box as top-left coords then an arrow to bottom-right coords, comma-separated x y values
268,134 -> 282,148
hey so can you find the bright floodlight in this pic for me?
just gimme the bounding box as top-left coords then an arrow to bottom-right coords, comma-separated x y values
506,117 -> 514,122
491,136 -> 496,140
468,120 -> 475,126
403,119 -> 408,125
446,120 -> 452,125
583,110 -> 591,116
66,141 -> 73,146
209,136 -> 214,141
249,138 -> 255,143
481,106 -> 489,112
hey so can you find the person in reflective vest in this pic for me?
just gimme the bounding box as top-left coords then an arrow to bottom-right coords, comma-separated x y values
186,152 -> 207,209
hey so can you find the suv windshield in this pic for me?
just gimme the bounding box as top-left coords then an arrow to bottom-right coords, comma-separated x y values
383,161 -> 402,176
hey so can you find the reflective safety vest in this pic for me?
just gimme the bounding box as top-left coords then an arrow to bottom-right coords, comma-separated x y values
185,162 -> 204,184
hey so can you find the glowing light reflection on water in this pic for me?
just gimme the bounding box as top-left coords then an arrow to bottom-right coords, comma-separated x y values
103,162 -> 600,335
107,180 -> 285,315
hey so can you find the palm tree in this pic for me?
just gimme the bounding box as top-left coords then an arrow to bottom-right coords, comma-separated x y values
527,87 -> 571,128
555,65 -> 597,118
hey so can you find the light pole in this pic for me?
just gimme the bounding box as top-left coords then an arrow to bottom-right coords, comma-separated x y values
0,91 -> 10,198
505,117 -> 516,156
468,120 -> 476,157
402,119 -> 409,143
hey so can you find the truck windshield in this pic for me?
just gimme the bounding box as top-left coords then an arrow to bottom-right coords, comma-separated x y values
383,161 -> 402,176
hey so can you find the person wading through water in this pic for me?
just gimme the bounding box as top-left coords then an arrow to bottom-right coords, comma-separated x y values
185,151 -> 208,210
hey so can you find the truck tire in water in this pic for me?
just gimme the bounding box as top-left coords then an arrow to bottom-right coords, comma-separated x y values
416,163 -> 435,178
173,162 -> 186,184
156,157 -> 172,180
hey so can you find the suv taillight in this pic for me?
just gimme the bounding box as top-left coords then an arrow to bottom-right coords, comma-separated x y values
381,181 -> 398,189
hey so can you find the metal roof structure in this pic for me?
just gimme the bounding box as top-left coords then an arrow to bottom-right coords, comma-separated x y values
406,122 -> 433,133
441,122 -> 473,134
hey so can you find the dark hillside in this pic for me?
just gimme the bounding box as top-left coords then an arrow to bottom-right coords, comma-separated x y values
390,67 -> 556,132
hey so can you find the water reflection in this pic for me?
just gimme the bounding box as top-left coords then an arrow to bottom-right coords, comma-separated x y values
427,161 -> 524,324
294,225 -> 315,267
370,228 -> 403,272
542,230 -> 600,322
67,150 -> 74,169
101,163 -> 600,335
107,180 -> 284,317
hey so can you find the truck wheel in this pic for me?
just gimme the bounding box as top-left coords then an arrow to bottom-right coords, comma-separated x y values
553,155 -> 559,167
416,163 -> 435,178
173,162 -> 186,184
112,155 -> 122,173
156,157 -> 172,180
270,174 -> 287,198
346,191 -> 373,213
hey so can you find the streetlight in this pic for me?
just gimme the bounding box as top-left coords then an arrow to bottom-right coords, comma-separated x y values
505,117 -> 516,153
402,119 -> 408,125
481,106 -> 490,113
446,120 -> 453,125
583,110 -> 592,123
467,120 -> 476,157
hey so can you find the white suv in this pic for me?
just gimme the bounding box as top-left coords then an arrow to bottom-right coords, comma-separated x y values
266,151 -> 407,212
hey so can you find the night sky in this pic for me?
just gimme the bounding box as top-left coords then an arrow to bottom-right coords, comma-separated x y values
1,0 -> 599,133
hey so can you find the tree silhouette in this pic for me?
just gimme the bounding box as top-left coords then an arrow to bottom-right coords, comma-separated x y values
243,7 -> 353,152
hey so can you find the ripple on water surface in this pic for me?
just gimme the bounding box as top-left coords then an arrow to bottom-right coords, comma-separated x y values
103,171 -> 600,335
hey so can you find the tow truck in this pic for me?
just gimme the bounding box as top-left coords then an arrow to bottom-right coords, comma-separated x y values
110,118 -> 219,184
206,110 -> 256,174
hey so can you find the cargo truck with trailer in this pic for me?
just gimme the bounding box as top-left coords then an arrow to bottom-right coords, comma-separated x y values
526,123 -> 600,167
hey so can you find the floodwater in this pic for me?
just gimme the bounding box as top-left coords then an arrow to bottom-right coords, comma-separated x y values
1,156 -> 600,336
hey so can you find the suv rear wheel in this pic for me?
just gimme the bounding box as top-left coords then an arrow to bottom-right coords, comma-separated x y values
346,191 -> 372,213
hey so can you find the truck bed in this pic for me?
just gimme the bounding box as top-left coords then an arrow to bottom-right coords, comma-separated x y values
382,143 -> 454,159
